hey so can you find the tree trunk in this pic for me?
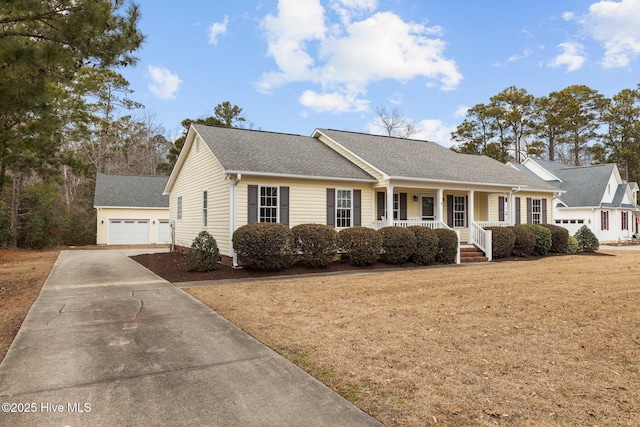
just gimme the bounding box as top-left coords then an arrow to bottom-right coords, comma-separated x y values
10,171 -> 22,249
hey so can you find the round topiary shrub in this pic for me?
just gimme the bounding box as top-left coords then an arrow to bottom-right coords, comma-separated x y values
378,226 -> 417,264
232,222 -> 294,271
338,227 -> 382,266
521,224 -> 552,256
574,225 -> 599,253
434,228 -> 458,264
510,225 -> 536,257
565,235 -> 579,254
408,226 -> 439,265
292,223 -> 338,268
541,224 -> 569,253
486,227 -> 516,259
186,231 -> 219,272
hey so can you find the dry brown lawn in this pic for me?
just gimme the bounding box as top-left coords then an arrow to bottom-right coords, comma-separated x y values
0,249 -> 59,362
187,250 -> 640,426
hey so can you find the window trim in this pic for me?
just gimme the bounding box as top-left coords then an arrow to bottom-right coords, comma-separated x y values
177,196 -> 183,220
336,188 -> 353,229
258,185 -> 279,223
601,210 -> 609,230
622,211 -> 629,231
531,198 -> 542,225
202,190 -> 208,228
452,195 -> 466,228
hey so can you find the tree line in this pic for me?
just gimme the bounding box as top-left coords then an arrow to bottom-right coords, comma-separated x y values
451,85 -> 640,183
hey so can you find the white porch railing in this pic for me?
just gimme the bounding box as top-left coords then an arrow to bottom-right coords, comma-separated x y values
371,219 -> 451,230
470,221 -> 492,261
475,221 -> 511,228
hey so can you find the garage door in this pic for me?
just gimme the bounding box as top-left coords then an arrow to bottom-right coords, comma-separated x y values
108,219 -> 150,245
157,219 -> 171,244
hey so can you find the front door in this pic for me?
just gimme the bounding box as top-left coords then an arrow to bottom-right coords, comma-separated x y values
421,196 -> 435,221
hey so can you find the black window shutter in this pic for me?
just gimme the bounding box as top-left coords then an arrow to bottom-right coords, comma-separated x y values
279,186 -> 289,226
526,198 -> 532,224
326,188 -> 335,227
498,196 -> 505,222
447,195 -> 453,227
377,192 -> 385,220
465,196 -> 469,227
400,193 -> 407,221
248,185 -> 258,224
542,198 -> 547,224
515,197 -> 521,224
353,190 -> 361,226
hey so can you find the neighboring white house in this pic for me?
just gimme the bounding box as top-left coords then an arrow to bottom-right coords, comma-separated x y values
94,174 -> 170,245
163,125 -> 561,264
512,158 -> 639,242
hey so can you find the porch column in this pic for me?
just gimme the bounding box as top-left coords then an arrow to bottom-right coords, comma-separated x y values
509,191 -> 515,225
468,190 -> 475,243
386,186 -> 394,226
437,188 -> 444,224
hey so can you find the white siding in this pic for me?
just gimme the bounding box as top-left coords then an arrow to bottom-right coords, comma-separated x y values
170,135 -> 231,254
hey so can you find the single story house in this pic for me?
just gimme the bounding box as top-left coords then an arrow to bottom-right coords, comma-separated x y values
511,158 -> 639,242
94,173 -> 170,245
164,124 -> 561,264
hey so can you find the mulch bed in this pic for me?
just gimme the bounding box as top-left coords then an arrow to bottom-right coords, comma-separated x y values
131,252 -> 427,283
131,250 -> 612,284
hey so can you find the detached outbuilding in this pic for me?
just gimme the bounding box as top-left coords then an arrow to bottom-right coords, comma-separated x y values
94,173 -> 170,245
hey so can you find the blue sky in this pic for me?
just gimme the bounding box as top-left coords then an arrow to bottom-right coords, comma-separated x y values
120,0 -> 640,146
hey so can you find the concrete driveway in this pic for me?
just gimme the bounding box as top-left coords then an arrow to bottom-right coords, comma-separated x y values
0,250 -> 381,427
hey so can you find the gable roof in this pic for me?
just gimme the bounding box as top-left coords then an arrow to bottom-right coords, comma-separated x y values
315,129 -> 559,191
514,158 -> 636,208
192,124 -> 376,182
94,174 -> 169,208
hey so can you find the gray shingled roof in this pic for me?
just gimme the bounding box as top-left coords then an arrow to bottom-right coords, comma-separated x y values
94,174 -> 169,208
317,129 -> 559,191
518,160 -> 616,207
193,124 -> 375,181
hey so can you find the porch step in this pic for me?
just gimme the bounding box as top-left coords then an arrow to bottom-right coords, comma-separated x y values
460,246 -> 489,263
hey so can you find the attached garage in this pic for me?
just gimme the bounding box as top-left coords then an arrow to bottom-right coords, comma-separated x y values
108,219 -> 150,245
94,174 -> 170,245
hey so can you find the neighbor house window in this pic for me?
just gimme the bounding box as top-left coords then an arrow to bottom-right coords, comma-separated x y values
622,211 -> 629,230
336,189 -> 352,228
177,196 -> 182,220
601,210 -> 609,230
453,196 -> 466,228
202,191 -> 208,227
259,186 -> 278,223
531,198 -> 542,224
393,193 -> 399,220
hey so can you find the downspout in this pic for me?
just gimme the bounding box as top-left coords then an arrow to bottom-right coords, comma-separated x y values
229,173 -> 241,267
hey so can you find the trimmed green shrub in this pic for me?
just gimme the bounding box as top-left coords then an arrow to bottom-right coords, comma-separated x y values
434,228 -> 458,264
574,225 -> 599,253
521,224 -> 552,256
338,227 -> 382,266
565,235 -> 579,254
233,222 -> 294,271
379,226 -> 417,264
408,226 -> 439,265
292,223 -> 338,268
510,225 -> 536,257
186,231 -> 219,272
486,227 -> 516,259
541,224 -> 569,253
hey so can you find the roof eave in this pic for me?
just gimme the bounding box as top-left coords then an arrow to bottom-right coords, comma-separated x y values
225,170 -> 377,183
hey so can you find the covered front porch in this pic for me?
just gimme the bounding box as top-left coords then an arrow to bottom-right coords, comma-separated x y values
370,185 -> 517,261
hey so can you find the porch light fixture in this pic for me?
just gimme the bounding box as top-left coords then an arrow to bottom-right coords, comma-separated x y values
413,195 -> 418,201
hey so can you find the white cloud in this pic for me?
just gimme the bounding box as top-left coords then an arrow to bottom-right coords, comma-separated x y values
562,11 -> 575,21
300,90 -> 369,113
258,0 -> 462,113
412,119 -> 456,147
580,0 -> 640,68
208,16 -> 229,45
454,105 -> 469,119
147,65 -> 182,100
548,41 -> 586,72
